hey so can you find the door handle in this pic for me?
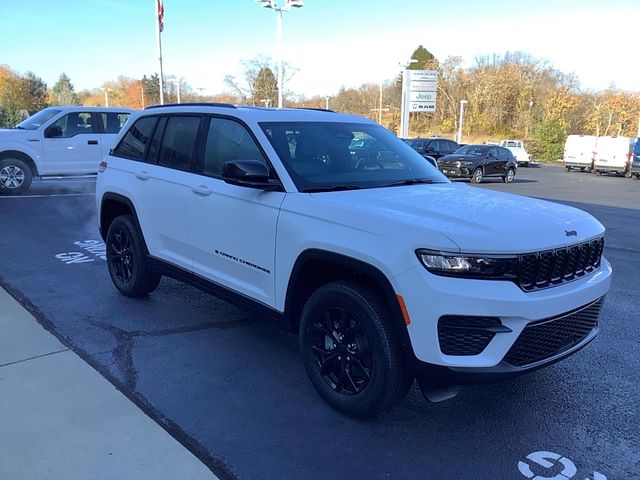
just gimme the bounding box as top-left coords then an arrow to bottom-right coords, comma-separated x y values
191,185 -> 212,196
88,140 -> 98,145
135,171 -> 150,181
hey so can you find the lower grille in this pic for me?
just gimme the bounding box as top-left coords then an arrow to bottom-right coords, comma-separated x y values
504,297 -> 604,367
438,316 -> 504,356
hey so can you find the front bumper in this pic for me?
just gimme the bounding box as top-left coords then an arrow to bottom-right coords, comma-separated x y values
395,257 -> 612,379
439,166 -> 473,178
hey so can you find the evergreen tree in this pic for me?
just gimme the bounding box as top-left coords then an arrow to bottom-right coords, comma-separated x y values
251,67 -> 278,107
52,73 -> 78,105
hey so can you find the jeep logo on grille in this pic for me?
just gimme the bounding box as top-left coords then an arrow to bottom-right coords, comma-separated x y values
565,230 -> 577,237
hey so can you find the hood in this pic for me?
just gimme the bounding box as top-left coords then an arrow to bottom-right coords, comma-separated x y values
310,183 -> 604,254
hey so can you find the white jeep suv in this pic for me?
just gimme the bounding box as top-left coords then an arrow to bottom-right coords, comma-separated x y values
0,106 -> 132,194
96,103 -> 611,417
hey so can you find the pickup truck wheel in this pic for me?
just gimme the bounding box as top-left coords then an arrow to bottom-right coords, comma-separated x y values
0,158 -> 32,194
299,281 -> 411,418
470,167 -> 483,184
503,167 -> 515,183
565,166 -> 571,172
106,215 -> 161,297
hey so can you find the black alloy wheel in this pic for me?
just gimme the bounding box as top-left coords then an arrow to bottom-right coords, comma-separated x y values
106,215 -> 161,297
310,306 -> 373,395
300,281 -> 412,418
109,227 -> 134,284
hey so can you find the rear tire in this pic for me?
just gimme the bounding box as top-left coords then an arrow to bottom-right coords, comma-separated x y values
470,167 -> 483,184
0,158 -> 33,194
565,166 -> 571,172
299,281 -> 412,418
106,215 -> 161,297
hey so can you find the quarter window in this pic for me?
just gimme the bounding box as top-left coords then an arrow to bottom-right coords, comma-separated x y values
112,116 -> 157,161
158,116 -> 201,171
203,118 -> 267,177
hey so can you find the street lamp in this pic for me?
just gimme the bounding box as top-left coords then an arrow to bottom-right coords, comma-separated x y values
256,0 -> 304,109
100,87 -> 112,107
170,79 -> 182,104
457,100 -> 468,144
323,95 -> 330,110
260,98 -> 272,107
399,58 -> 418,138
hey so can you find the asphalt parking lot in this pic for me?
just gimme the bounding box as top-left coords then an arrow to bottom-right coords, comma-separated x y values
0,165 -> 638,480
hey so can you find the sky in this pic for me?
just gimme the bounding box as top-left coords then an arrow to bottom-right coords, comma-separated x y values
1,0 -> 638,98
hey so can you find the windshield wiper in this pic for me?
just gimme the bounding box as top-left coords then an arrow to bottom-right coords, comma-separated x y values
302,184 -> 365,193
382,178 -> 436,187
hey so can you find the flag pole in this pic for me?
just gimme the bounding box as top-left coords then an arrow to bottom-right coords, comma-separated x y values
155,0 -> 165,105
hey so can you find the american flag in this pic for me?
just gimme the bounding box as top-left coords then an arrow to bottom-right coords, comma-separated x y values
157,0 -> 164,32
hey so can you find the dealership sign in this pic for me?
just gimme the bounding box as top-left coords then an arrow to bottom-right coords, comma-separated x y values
408,70 -> 438,112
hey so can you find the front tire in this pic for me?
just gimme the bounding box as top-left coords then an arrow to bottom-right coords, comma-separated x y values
106,215 -> 161,297
470,167 -> 483,184
0,158 -> 33,194
299,281 -> 411,418
503,167 -> 515,183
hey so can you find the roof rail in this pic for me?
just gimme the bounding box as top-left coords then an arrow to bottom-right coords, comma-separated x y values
292,107 -> 335,113
144,102 -> 236,110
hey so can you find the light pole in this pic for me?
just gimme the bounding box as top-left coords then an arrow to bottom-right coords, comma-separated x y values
457,100 -> 468,144
170,79 -> 182,104
323,96 -> 330,110
399,58 -> 418,138
256,0 -> 304,109
100,87 -> 112,107
378,82 -> 383,124
260,98 -> 272,107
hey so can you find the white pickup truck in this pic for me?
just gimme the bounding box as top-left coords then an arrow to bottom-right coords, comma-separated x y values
0,106 -> 133,194
499,140 -> 531,167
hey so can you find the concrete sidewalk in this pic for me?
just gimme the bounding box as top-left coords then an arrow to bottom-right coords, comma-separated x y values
0,287 -> 218,480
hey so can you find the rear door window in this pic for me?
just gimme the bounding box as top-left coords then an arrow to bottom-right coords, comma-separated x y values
97,113 -> 130,133
112,116 -> 157,160
157,116 -> 201,171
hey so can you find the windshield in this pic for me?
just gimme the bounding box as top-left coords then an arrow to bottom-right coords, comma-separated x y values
259,122 -> 448,192
454,145 -> 488,156
15,108 -> 62,130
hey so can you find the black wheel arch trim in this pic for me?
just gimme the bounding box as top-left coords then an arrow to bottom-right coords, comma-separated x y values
284,249 -> 415,357
99,192 -> 145,248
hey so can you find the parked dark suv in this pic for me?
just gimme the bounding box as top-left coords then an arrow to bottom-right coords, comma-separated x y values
405,137 -> 460,161
438,144 -> 517,184
629,139 -> 640,179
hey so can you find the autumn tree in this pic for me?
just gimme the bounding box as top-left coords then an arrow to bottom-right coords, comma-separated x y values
0,66 -> 48,127
52,73 -> 78,105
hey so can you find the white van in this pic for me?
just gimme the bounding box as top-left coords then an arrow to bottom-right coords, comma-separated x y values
593,136 -> 635,175
563,135 -> 598,171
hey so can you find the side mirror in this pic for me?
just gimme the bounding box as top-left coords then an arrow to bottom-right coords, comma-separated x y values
222,160 -> 281,191
44,125 -> 63,138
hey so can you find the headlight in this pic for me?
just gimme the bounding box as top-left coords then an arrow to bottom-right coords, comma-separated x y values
416,249 -> 518,279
